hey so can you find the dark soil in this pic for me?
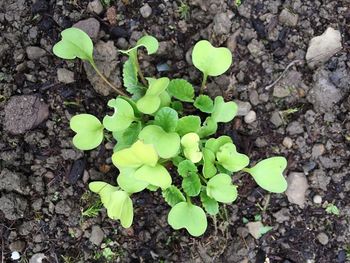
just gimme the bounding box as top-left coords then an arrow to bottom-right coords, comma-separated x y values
0,0 -> 349,262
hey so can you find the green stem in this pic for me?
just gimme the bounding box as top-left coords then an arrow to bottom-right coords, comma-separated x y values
200,73 -> 208,93
242,168 -> 250,173
90,61 -> 129,97
135,57 -> 147,87
199,174 -> 208,184
186,194 -> 192,204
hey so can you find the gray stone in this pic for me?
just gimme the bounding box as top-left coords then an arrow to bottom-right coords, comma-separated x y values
244,111 -> 256,124
90,225 -> 105,246
55,200 -> 72,217
57,68 -> 75,84
279,9 -> 298,27
73,18 -> 100,40
0,193 -> 28,220
0,169 -> 29,195
273,208 -> 290,223
87,0 -> 103,15
282,137 -> 293,149
213,12 -> 232,35
83,40 -> 121,96
235,100 -> 251,116
311,144 -> 325,158
307,69 -> 343,113
9,240 -> 26,252
285,172 -> 308,208
310,169 -> 330,191
26,46 -> 46,60
270,111 -> 283,127
29,253 -> 46,263
4,95 -> 49,135
273,85 -> 290,98
247,39 -> 264,57
306,27 -> 342,68
317,232 -> 329,245
246,221 -> 264,239
249,90 -> 259,106
140,3 -> 152,18
286,121 -> 304,135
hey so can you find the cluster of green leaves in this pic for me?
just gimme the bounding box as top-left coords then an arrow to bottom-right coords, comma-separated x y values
53,28 -> 288,237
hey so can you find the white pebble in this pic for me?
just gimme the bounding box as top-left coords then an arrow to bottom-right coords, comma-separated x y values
11,251 -> 21,260
244,110 -> 256,124
283,137 -> 293,149
313,195 -> 322,204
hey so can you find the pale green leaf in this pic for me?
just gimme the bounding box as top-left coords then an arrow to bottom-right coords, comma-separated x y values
205,136 -> 232,154
200,189 -> 219,215
167,79 -> 194,102
70,114 -> 104,150
120,35 -> 159,55
53,27 -> 93,62
181,133 -> 203,163
106,190 -> 133,228
176,116 -> 201,136
138,125 -> 180,159
202,148 -> 217,178
207,174 -> 238,203
122,57 -> 144,99
211,96 -> 238,123
245,157 -> 288,193
154,107 -> 178,132
162,186 -> 186,207
182,173 -> 201,196
194,95 -> 214,113
134,164 -> 172,189
113,122 -> 142,151
192,40 -> 232,77
177,160 -> 198,177
198,117 -> 218,138
216,143 -> 249,172
117,168 -> 148,193
103,98 -> 135,132
168,202 -> 207,237
89,181 -> 119,205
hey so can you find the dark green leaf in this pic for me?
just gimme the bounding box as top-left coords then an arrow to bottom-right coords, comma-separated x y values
154,107 -> 178,132
176,115 -> 201,136
177,160 -> 198,177
194,95 -> 214,113
113,122 -> 142,151
171,101 -> 183,112
167,79 -> 194,102
200,189 -> 219,215
182,173 -> 201,196
162,186 -> 186,207
122,57 -> 144,99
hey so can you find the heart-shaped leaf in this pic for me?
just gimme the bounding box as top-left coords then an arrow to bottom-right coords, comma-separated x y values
198,117 -> 218,138
176,116 -> 201,136
211,96 -> 238,123
154,107 -> 178,132
89,181 -> 119,205
121,35 -> 159,55
200,189 -> 219,215
113,122 -> 142,152
207,174 -> 238,203
103,98 -> 136,132
139,125 -> 180,159
168,202 -> 207,237
177,160 -> 198,177
162,186 -> 186,207
117,168 -> 148,193
202,148 -> 217,178
245,157 -> 288,193
216,143 -> 249,172
181,133 -> 203,163
167,79 -> 194,102
134,164 -> 172,189
159,91 -> 171,108
136,77 -> 170,114
192,40 -> 232,77
112,140 -> 158,169
53,27 -> 94,62
205,136 -> 232,154
194,95 -> 214,113
182,173 -> 201,196
70,114 -> 104,150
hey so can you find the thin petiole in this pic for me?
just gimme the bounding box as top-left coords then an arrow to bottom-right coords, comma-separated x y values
200,73 -> 208,93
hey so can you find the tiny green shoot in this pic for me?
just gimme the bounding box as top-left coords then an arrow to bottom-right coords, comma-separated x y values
325,203 -> 340,216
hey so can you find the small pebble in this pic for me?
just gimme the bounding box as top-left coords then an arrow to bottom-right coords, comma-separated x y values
283,137 -> 293,148
317,232 -> 329,245
244,110 -> 256,124
87,0 -> 103,15
140,3 -> 152,18
11,251 -> 20,260
313,195 -> 322,204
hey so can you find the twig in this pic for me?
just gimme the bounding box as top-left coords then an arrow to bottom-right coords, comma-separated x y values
264,60 -> 303,90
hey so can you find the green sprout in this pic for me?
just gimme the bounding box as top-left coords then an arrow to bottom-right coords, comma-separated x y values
82,201 -> 103,217
178,1 -> 190,20
325,203 -> 340,216
53,29 -> 288,237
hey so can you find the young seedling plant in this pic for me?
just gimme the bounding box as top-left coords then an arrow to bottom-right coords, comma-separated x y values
53,28 -> 288,237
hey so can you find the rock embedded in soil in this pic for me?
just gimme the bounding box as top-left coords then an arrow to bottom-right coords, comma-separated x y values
73,18 -> 100,40
83,40 -> 121,96
57,68 -> 75,84
313,195 -> 322,204
26,46 -> 46,60
282,137 -> 293,149
0,193 -> 28,220
311,144 -> 325,158
246,221 -> 264,239
29,253 -> 46,263
273,208 -> 291,223
235,100 -> 252,116
306,27 -> 342,69
285,172 -> 308,208
244,110 -> 256,124
4,95 -> 49,135
87,0 -> 103,15
279,9 -> 298,27
270,111 -> 283,127
140,3 -> 152,18
317,232 -> 329,245
286,121 -> 304,135
213,12 -> 232,35
0,169 -> 29,195
89,225 -> 105,246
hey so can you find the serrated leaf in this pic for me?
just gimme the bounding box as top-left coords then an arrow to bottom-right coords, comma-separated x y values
211,96 -> 238,123
176,115 -> 201,136
200,189 -> 219,215
70,114 -> 104,150
168,202 -> 207,236
194,95 -> 214,113
182,173 -> 201,196
207,174 -> 238,203
198,117 -> 218,138
167,79 -> 195,102
177,160 -> 198,177
216,143 -> 249,172
113,122 -> 142,151
162,186 -> 186,207
122,57 -> 144,99
154,107 -> 178,132
103,98 -> 136,132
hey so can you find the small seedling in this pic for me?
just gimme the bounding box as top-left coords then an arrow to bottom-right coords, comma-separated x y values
53,28 -> 288,236
82,201 -> 103,217
178,1 -> 190,20
325,203 -> 340,216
